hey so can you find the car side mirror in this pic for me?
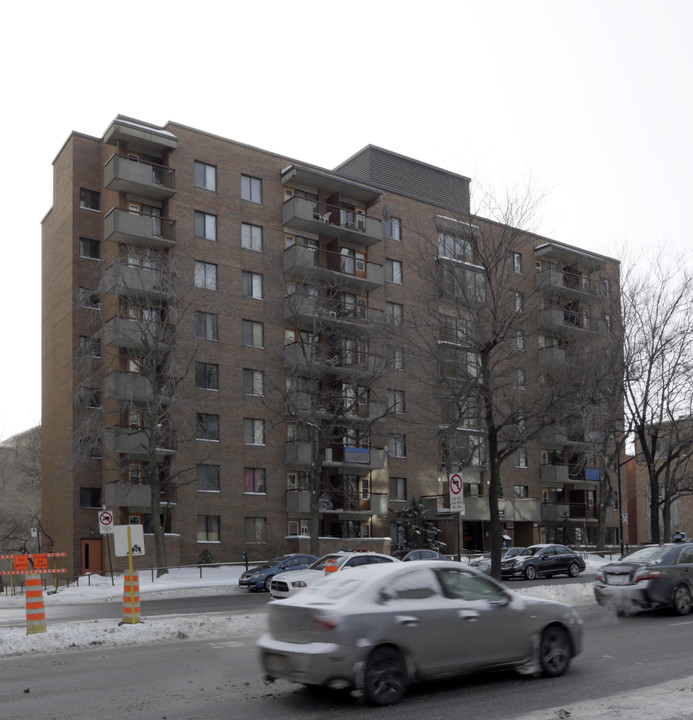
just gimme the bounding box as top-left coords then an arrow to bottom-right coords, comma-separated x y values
379,588 -> 395,603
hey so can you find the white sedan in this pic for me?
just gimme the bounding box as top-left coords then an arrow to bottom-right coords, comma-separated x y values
269,551 -> 398,599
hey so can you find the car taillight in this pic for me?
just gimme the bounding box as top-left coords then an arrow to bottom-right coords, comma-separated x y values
596,571 -> 604,582
308,614 -> 340,632
634,568 -> 662,582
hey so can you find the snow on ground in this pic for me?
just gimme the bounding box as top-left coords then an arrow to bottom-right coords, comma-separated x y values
0,554 -> 605,658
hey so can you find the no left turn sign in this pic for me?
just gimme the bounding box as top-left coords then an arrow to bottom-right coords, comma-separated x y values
449,473 -> 465,514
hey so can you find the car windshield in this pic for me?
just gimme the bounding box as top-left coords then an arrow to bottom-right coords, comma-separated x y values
518,547 -> 542,557
620,546 -> 671,563
269,556 -> 289,565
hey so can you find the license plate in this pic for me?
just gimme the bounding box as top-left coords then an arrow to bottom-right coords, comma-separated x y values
607,575 -> 630,585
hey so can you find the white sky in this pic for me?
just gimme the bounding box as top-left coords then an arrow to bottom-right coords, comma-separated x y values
2,560 -> 693,717
2,0 -> 692,440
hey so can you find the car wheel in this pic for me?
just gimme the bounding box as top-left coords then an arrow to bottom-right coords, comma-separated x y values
672,585 -> 692,615
539,625 -> 571,677
363,647 -> 408,706
524,565 -> 537,581
568,562 -> 580,578
264,576 -> 273,592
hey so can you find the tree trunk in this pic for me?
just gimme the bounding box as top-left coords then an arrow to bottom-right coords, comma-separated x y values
649,471 -> 661,544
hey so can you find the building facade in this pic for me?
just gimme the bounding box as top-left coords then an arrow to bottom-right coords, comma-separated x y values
42,117 -> 622,577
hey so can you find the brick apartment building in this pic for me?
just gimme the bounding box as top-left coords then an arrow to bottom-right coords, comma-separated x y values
41,116 -> 622,577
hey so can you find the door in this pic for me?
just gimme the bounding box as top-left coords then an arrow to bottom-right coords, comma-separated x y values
80,539 -> 102,575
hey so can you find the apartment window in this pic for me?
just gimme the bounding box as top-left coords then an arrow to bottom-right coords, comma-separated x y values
604,312 -> 612,330
194,161 -> 217,191
195,311 -> 218,341
517,447 -> 528,468
387,389 -> 406,414
510,290 -> 524,312
389,434 -> 406,458
512,330 -> 525,351
513,368 -> 525,390
514,484 -> 529,498
465,482 -> 481,498
79,436 -> 101,459
244,418 -> 265,445
243,369 -> 264,396
287,471 -> 310,490
79,188 -> 100,211
389,476 -> 407,501
79,237 -> 101,260
386,301 -> 403,328
196,413 -> 219,441
241,174 -> 262,203
509,251 -> 522,274
244,516 -> 266,543
195,361 -> 219,390
438,231 -> 473,262
79,287 -> 101,310
244,467 -> 266,494
197,515 -> 220,542
242,320 -> 263,347
195,261 -> 217,290
194,211 -> 217,241
386,345 -> 404,372
242,271 -> 264,299
78,386 -> 101,409
385,217 -> 401,241
197,464 -> 220,492
79,335 -> 101,358
241,222 -> 263,251
386,258 -> 403,284
79,487 -> 102,508
600,277 -> 611,298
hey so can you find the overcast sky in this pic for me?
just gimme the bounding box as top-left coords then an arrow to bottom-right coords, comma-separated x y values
2,0 -> 691,440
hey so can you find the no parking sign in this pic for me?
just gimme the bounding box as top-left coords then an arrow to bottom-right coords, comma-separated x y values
99,510 -> 114,535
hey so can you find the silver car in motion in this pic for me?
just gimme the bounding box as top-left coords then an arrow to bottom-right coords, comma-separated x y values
258,560 -> 583,706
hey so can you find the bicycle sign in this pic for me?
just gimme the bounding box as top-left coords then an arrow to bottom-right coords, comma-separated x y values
449,473 -> 465,514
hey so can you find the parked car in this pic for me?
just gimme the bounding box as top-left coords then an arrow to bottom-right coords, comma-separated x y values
470,547 -> 526,574
501,544 -> 586,580
258,560 -> 583,706
269,551 -> 398,599
238,554 -> 318,592
393,549 -> 452,562
594,543 -> 693,615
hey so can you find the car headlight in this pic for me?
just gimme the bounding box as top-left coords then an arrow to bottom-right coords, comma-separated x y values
291,580 -> 308,588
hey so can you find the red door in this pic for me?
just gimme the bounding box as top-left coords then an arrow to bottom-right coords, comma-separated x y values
81,539 -> 102,575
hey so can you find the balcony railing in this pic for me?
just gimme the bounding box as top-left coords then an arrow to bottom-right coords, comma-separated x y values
102,316 -> 166,350
283,293 -> 383,328
541,502 -> 598,521
283,196 -> 382,248
104,371 -> 154,403
536,268 -> 602,303
103,427 -> 175,456
104,207 -> 176,249
537,308 -> 607,335
104,154 -> 175,200
283,342 -> 385,378
103,262 -> 169,300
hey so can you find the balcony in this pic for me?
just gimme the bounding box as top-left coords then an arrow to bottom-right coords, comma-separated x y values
283,197 -> 382,248
541,464 -> 570,484
103,316 -> 165,350
286,490 -> 388,517
103,427 -> 175,456
538,346 -> 566,367
283,294 -> 384,331
541,502 -> 598,521
540,426 -> 568,447
104,154 -> 175,200
284,442 -> 386,470
536,269 -> 602,304
283,342 -> 385,379
104,208 -> 176,249
103,262 -> 169,300
283,244 -> 383,291
426,495 -> 541,522
104,372 -> 154,403
537,308 -> 607,336
104,482 -> 151,508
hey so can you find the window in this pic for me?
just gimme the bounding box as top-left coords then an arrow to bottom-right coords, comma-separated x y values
242,320 -> 263,347
513,368 -> 525,390
196,413 -> 219,441
509,251 -> 522,274
241,174 -> 262,203
389,434 -> 406,458
79,188 -> 100,211
390,476 -> 407,500
464,482 -> 481,497
287,471 -> 310,490
438,231 -> 473,262
387,345 -> 405,371
600,277 -> 611,298
79,335 -> 101,358
197,464 -> 220,492
79,287 -> 101,310
512,330 -> 525,351
244,516 -> 266,543
386,259 -> 403,284
242,271 -> 264,299
79,436 -> 101,459
195,311 -> 218,341
79,487 -> 102,508
244,418 -> 265,445
438,264 -> 486,303
195,361 -> 219,390
194,161 -> 216,191
197,515 -> 220,542
244,467 -> 266,494
243,369 -> 264,396
78,386 -> 101,409
194,211 -> 217,241
514,484 -> 529,497
386,302 -> 403,328
241,222 -> 263,251
79,237 -> 100,260
517,447 -> 528,468
195,261 -> 217,290
604,313 -> 612,331
510,290 -> 524,312
385,216 -> 401,241
387,389 -> 406,414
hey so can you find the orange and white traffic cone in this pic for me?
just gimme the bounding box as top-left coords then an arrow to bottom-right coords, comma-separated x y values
121,571 -> 141,624
25,574 -> 47,635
